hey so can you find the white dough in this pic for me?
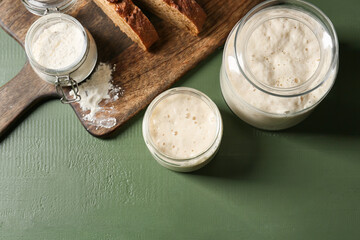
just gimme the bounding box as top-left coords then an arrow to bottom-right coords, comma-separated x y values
231,16 -> 321,114
149,93 -> 217,159
247,18 -> 320,89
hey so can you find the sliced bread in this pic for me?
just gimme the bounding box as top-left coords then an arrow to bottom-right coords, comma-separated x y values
135,0 -> 207,35
94,0 -> 159,50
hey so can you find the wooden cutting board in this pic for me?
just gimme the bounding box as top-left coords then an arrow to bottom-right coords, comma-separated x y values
0,0 -> 261,138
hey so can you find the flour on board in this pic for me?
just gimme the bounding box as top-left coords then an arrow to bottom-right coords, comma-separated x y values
70,62 -> 124,129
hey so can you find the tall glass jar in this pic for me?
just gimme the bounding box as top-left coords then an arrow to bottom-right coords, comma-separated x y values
220,0 -> 339,130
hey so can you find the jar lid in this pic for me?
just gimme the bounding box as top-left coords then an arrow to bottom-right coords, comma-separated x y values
21,0 -> 77,16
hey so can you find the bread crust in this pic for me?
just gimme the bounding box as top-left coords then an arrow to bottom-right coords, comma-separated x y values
94,0 -> 159,50
137,0 -> 207,35
165,0 -> 207,34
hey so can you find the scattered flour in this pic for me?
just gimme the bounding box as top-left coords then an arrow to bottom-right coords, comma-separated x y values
70,62 -> 124,129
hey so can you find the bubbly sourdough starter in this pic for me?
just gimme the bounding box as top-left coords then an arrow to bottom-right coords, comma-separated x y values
149,93 -> 217,159
221,8 -> 336,130
232,17 -> 320,113
32,22 -> 85,69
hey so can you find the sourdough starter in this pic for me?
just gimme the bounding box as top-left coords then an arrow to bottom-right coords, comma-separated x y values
149,93 -> 217,159
221,8 -> 337,130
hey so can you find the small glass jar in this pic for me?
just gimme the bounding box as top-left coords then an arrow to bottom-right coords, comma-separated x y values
220,0 -> 339,130
23,0 -> 97,103
25,13 -> 97,103
22,0 -> 77,16
142,87 -> 223,172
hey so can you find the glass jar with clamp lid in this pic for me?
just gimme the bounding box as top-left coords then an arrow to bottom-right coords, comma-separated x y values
22,0 -> 98,103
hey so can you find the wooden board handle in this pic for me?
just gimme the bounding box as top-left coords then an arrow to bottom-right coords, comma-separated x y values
0,62 -> 58,138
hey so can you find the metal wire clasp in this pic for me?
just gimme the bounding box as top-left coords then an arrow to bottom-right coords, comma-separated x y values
44,7 -> 60,15
55,75 -> 81,104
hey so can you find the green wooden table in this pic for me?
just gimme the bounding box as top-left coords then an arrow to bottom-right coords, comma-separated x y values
1,0 -> 360,239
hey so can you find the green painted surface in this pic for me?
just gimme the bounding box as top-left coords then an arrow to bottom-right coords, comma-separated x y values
0,0 -> 360,239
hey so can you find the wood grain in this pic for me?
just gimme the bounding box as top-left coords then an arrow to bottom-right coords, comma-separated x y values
0,63 -> 57,138
0,0 -> 262,138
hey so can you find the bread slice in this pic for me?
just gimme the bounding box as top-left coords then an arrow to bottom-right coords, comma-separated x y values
135,0 -> 207,35
94,0 -> 159,50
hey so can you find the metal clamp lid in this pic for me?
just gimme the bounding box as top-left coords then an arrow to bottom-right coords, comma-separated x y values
55,75 -> 81,104
21,0 -> 77,16
44,6 -> 60,15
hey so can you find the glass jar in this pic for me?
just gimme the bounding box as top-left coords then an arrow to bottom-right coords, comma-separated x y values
142,87 -> 223,172
220,0 -> 339,130
23,0 -> 97,103
25,13 -> 97,103
22,0 -> 77,16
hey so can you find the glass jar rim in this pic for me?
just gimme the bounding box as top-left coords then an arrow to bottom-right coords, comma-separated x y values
21,0 -> 77,16
142,87 -> 223,165
25,13 -> 89,76
233,0 -> 339,98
